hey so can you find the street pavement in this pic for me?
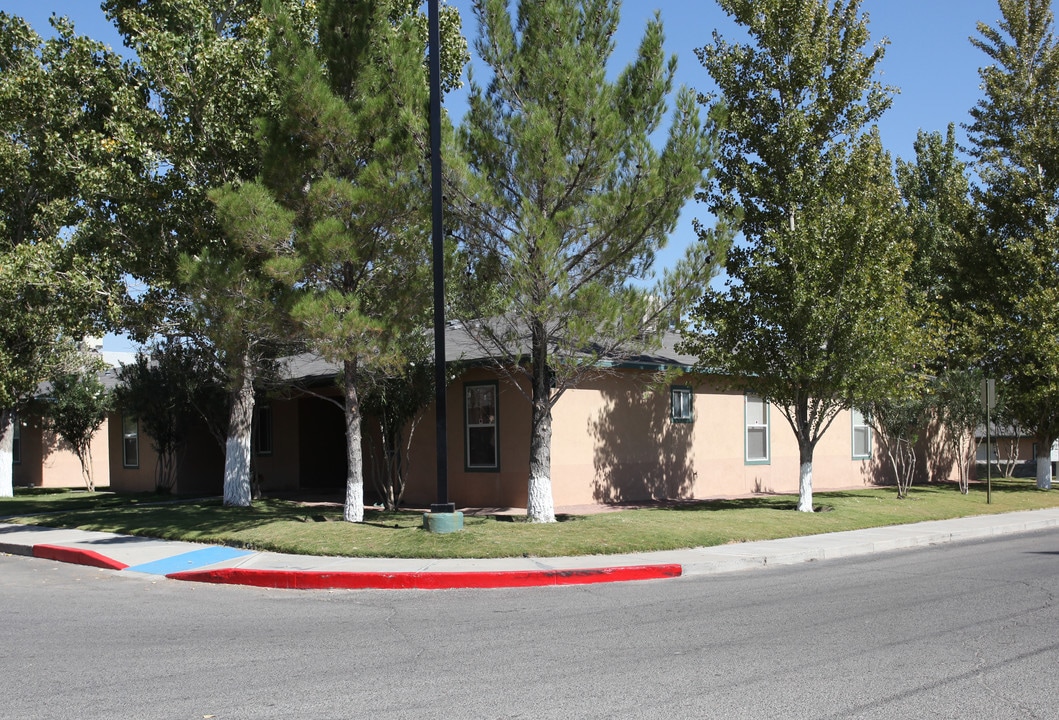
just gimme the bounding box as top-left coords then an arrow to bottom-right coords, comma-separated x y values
3,507 -> 1059,589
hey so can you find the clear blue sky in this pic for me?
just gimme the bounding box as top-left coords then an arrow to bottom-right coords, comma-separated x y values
5,0 -> 1022,351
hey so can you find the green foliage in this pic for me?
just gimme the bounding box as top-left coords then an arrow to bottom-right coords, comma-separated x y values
683,0 -> 922,511
212,0 -> 467,520
862,391 -> 931,499
966,0 -> 1059,461
361,361 -> 437,510
896,127 -> 978,316
251,0 -> 458,372
114,340 -> 228,491
933,368 -> 984,494
0,12 -> 141,413
456,0 -> 724,521
46,357 -> 111,492
101,0 -> 316,339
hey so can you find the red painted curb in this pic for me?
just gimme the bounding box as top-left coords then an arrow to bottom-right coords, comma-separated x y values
33,544 -> 129,571
167,564 -> 683,590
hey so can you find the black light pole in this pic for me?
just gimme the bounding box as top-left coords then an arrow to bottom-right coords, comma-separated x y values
428,0 -> 453,515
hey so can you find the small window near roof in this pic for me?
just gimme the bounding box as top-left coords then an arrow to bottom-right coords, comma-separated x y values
852,408 -> 872,459
671,386 -> 693,423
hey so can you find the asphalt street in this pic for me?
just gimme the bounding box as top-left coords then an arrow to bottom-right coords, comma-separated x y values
2,528 -> 1057,719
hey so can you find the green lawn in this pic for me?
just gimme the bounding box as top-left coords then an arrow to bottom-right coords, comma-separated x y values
3,480 -> 1058,559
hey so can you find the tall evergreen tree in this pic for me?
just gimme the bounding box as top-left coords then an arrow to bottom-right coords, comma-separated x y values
215,0 -> 465,521
682,0 -> 922,512
966,0 -> 1059,490
455,0 -> 724,522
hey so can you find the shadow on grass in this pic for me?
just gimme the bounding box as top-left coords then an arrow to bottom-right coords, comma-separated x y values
644,480 -> 1047,514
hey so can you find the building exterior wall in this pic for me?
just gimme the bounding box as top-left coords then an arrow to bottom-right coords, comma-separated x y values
255,397 -> 301,493
11,414 -> 44,488
12,413 -> 110,489
399,368 -> 965,508
91,365 -> 967,506
107,411 -> 224,495
550,373 -> 881,505
107,411 -> 157,493
401,366 -> 533,508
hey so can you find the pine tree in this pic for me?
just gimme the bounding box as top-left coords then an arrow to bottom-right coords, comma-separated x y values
455,0 -> 723,522
214,0 -> 465,521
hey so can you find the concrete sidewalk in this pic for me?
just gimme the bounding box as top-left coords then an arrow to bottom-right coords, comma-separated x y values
4,507 -> 1059,590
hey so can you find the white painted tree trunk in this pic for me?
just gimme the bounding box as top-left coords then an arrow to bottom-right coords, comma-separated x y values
797,460 -> 814,512
527,391 -> 556,523
1036,453 -> 1052,491
527,320 -> 556,523
223,358 -> 254,507
343,360 -> 364,523
0,410 -> 14,498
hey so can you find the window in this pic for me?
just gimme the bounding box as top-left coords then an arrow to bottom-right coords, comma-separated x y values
11,414 -> 20,465
851,408 -> 872,459
256,405 -> 273,455
465,382 -> 498,470
671,386 -> 693,423
745,394 -> 769,464
122,414 -> 139,468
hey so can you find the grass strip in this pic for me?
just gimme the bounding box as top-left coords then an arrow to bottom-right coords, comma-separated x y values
3,479 -> 1058,559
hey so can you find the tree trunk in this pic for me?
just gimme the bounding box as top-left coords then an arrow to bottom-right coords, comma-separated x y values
797,441 -> 814,512
344,359 -> 365,523
793,398 -> 815,512
1036,435 -> 1052,490
528,392 -> 556,522
527,321 -> 555,523
223,354 -> 255,507
0,410 -> 14,498
79,445 -> 95,493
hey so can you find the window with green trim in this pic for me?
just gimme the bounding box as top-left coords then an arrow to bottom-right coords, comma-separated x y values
745,394 -> 769,464
671,386 -> 693,423
851,408 -> 872,459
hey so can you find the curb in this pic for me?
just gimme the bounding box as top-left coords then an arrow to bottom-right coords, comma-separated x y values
32,544 -> 129,571
2,533 -> 682,589
167,564 -> 684,590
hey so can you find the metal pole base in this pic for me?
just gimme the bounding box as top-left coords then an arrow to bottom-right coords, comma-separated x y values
422,510 -> 464,534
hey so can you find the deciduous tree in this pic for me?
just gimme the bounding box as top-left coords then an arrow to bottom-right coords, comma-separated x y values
683,0 -> 922,512
114,339 -> 227,492
966,0 -> 1059,490
47,356 -> 111,492
104,0 -> 317,505
0,13 -> 141,496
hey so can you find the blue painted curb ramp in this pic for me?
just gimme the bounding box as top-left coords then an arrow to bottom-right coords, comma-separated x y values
125,546 -> 254,575
422,511 -> 464,534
